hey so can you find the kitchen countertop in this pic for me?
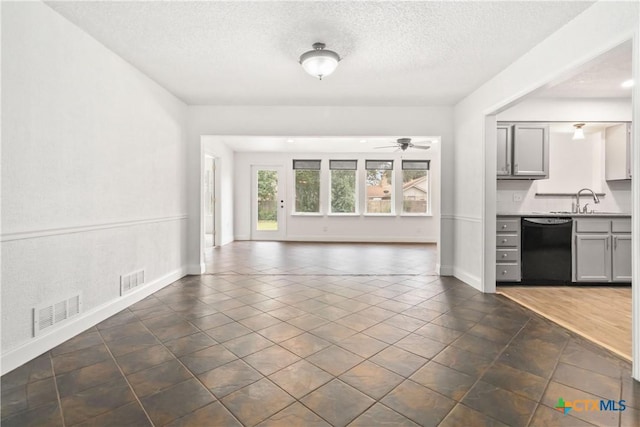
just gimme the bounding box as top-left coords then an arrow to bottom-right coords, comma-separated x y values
497,212 -> 631,217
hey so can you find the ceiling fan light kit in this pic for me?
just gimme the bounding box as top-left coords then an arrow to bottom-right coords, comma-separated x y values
375,138 -> 431,151
299,42 -> 340,80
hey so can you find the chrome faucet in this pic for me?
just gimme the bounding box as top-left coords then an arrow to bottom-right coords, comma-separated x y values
575,188 -> 600,213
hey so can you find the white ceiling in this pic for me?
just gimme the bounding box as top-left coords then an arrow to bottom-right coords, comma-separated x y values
534,40 -> 633,99
46,1 -> 595,106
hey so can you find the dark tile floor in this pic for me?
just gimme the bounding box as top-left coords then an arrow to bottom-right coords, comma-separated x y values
2,242 -> 638,426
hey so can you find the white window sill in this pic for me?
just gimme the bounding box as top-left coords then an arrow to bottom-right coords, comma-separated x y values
400,213 -> 433,217
290,212 -> 323,217
327,213 -> 360,217
363,213 -> 396,217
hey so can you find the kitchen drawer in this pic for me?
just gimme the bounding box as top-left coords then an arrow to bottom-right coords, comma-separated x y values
575,219 -> 610,233
496,265 -> 520,282
612,219 -> 631,233
497,219 -> 519,233
496,249 -> 519,262
496,235 -> 519,247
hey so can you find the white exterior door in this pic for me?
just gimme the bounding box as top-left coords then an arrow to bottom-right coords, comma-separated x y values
252,166 -> 286,240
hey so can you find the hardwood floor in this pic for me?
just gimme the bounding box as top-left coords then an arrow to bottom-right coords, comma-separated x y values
498,285 -> 632,360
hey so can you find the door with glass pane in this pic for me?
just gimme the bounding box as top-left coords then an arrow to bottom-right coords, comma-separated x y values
252,166 -> 285,240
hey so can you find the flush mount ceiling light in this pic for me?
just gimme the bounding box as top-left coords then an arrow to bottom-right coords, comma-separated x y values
299,43 -> 340,80
573,123 -> 586,140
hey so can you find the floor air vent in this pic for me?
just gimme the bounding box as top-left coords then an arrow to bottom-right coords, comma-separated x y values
33,294 -> 82,336
120,269 -> 145,296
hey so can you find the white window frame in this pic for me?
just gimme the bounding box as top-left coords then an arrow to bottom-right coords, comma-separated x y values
329,160 -> 359,215
364,160 -> 395,216
292,159 -> 322,215
400,160 -> 431,216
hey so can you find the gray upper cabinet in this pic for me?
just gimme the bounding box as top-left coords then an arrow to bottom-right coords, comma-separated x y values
497,124 -> 512,177
605,122 -> 632,181
497,123 -> 549,179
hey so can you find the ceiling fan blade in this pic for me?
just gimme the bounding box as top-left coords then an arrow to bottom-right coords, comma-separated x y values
411,145 -> 431,150
374,145 -> 399,149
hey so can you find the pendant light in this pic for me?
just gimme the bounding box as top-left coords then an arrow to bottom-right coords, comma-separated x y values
572,123 -> 585,140
299,43 -> 340,80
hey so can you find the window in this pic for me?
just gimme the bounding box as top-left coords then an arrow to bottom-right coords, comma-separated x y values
365,160 -> 393,214
293,159 -> 321,213
402,160 -> 430,214
330,160 -> 357,213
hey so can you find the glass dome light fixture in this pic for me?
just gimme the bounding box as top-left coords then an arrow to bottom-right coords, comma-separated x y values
299,43 -> 340,80
573,123 -> 586,140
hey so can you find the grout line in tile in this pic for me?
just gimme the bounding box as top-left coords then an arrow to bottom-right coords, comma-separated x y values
49,352 -> 67,427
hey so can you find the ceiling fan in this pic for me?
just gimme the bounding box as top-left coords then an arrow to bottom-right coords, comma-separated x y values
374,138 -> 431,151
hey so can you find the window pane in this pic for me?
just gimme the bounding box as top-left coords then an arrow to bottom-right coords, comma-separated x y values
257,170 -> 278,230
402,160 -> 430,170
366,168 -> 393,213
295,170 -> 320,212
365,160 -> 393,170
402,170 -> 428,214
330,160 -> 357,170
331,170 -> 356,213
293,159 -> 321,170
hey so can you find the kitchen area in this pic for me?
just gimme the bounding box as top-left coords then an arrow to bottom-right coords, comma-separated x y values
494,117 -> 632,359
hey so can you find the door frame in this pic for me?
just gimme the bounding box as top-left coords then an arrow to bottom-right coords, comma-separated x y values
204,154 -> 216,248
251,165 -> 286,240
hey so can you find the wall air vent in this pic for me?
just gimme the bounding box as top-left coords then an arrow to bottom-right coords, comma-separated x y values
33,294 -> 82,336
120,269 -> 145,296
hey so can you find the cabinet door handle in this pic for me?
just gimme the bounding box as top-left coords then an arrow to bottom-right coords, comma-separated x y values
502,270 -> 507,275
502,253 -> 508,258
502,239 -> 507,243
502,224 -> 507,229
606,237 -> 609,251
506,163 -> 510,173
614,236 -> 617,250
514,164 -> 518,173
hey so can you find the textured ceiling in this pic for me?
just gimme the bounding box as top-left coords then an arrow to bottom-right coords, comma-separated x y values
46,1 -> 595,106
534,40 -> 633,99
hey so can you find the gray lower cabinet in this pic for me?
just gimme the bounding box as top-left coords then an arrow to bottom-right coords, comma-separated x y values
574,234 -> 611,282
612,234 -> 632,282
496,217 -> 520,282
573,218 -> 631,283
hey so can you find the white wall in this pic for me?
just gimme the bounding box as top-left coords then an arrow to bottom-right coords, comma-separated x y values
233,150 -> 440,244
497,127 -> 632,214
1,2 -> 188,373
451,1 -> 638,292
187,106 -> 454,273
202,138 -> 235,246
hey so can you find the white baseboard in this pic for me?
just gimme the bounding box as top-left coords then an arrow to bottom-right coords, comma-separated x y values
453,267 -> 482,291
234,235 -> 250,241
438,264 -> 454,276
1,267 -> 188,375
187,264 -> 205,275
284,235 -> 437,243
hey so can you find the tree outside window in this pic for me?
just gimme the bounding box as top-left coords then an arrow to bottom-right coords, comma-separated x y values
293,160 -> 321,213
330,160 -> 357,213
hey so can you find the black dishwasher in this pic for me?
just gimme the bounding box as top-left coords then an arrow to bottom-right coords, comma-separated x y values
521,217 -> 572,284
